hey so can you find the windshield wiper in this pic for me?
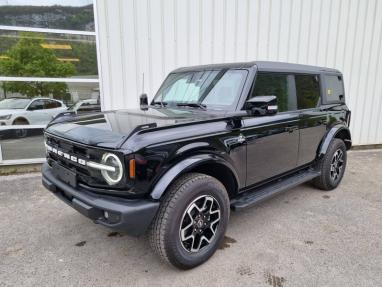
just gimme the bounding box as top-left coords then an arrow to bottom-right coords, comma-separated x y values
176,102 -> 207,110
151,101 -> 168,107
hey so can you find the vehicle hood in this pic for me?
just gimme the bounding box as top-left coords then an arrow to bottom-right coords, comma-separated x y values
0,109 -> 23,116
45,107 -> 229,149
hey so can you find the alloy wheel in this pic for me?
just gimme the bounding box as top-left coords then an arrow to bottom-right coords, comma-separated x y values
179,195 -> 221,253
330,149 -> 344,181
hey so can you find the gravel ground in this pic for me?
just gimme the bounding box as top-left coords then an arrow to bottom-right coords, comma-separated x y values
0,150 -> 381,287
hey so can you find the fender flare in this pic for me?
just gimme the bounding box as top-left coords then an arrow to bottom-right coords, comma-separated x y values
318,125 -> 351,157
150,154 -> 240,200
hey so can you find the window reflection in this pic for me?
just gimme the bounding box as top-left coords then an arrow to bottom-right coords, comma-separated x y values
295,75 -> 320,109
0,126 -> 45,160
0,81 -> 99,126
0,30 -> 98,78
0,1 -> 94,31
251,74 -> 296,112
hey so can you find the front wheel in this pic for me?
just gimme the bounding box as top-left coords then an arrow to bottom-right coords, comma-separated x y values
312,138 -> 347,190
149,173 -> 230,269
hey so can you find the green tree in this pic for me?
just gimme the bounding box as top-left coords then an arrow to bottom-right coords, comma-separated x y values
0,32 -> 76,99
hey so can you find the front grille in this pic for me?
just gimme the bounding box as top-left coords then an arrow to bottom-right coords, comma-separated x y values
45,134 -> 106,187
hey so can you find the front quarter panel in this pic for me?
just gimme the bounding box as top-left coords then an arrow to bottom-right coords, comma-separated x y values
125,119 -> 246,198
149,153 -> 240,200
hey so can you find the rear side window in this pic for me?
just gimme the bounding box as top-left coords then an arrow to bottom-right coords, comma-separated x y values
324,75 -> 344,103
295,75 -> 320,109
251,73 -> 296,112
45,100 -> 61,109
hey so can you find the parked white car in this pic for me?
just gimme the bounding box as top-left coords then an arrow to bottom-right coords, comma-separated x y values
0,97 -> 67,126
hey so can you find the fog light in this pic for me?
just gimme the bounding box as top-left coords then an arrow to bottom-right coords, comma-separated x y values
104,211 -> 109,219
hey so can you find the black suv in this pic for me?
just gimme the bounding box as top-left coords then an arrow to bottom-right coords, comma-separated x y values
42,61 -> 351,269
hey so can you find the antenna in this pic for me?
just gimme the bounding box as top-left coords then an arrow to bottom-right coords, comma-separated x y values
141,73 -> 145,94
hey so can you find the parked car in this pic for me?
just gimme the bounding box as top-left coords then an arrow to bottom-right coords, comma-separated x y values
52,98 -> 101,121
42,61 -> 351,269
69,98 -> 101,114
0,97 -> 66,126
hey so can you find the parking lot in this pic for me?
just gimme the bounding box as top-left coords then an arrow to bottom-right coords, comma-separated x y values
0,150 -> 381,287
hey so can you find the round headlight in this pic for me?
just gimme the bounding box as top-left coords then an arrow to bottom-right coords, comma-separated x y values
101,153 -> 123,185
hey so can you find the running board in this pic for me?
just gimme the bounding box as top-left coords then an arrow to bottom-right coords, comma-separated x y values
231,169 -> 321,211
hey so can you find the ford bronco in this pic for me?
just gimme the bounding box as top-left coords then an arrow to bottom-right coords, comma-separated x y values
42,61 -> 351,269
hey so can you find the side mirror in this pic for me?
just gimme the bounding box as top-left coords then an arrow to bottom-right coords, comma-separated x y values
245,95 -> 278,116
139,93 -> 149,111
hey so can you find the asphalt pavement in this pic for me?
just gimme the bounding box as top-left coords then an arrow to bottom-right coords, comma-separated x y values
0,150 -> 381,287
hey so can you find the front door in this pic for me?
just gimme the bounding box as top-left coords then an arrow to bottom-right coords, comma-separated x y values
242,113 -> 299,186
241,73 -> 299,187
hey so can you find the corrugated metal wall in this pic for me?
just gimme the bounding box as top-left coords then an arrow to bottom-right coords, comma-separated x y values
96,0 -> 382,145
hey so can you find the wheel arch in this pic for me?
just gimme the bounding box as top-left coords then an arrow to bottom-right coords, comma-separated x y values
150,154 -> 239,200
318,125 -> 352,157
12,116 -> 30,125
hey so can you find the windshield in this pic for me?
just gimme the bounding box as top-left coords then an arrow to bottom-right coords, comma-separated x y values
153,69 -> 248,110
0,98 -> 30,109
68,101 -> 82,111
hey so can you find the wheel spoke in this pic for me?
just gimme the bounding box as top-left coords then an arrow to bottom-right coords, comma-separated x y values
179,195 -> 221,253
329,148 -> 345,181
180,221 -> 194,241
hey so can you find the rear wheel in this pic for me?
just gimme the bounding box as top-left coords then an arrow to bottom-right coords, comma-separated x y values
149,173 -> 230,269
312,138 -> 347,190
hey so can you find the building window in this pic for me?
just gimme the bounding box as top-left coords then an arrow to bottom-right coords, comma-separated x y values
0,1 -> 94,31
0,1 -> 100,165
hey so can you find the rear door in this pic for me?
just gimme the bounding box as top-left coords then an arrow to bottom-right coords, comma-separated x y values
44,99 -> 65,118
242,73 -> 300,186
295,74 -> 327,166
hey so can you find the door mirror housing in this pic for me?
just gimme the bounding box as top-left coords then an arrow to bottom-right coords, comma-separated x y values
139,93 -> 149,111
245,95 -> 278,116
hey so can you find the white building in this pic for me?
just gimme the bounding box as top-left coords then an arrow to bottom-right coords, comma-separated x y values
96,0 -> 382,147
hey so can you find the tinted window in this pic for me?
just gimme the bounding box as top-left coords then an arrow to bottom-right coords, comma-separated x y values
325,75 -> 344,103
28,100 -> 44,110
250,73 -> 296,112
45,100 -> 61,109
295,75 -> 320,109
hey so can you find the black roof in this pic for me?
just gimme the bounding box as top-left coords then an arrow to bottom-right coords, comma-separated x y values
172,61 -> 340,74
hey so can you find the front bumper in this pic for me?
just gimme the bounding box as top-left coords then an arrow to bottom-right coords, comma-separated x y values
42,163 -> 159,236
0,120 -> 11,125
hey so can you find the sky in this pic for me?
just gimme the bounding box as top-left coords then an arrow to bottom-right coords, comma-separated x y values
0,0 -> 92,6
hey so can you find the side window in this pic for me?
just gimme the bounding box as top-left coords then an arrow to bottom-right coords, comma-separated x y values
324,75 -> 344,103
45,100 -> 61,109
28,100 -> 44,111
250,73 -> 296,112
295,75 -> 320,109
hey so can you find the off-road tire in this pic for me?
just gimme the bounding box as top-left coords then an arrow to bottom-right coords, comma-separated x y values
312,138 -> 347,191
149,173 -> 230,269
